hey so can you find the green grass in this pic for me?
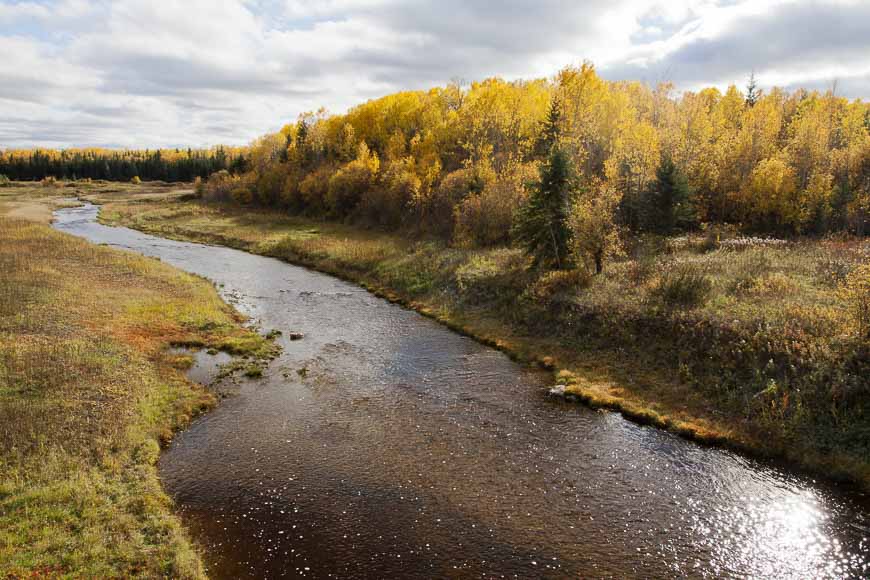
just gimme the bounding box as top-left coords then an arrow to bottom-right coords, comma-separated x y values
0,194 -> 276,577
84,184 -> 870,488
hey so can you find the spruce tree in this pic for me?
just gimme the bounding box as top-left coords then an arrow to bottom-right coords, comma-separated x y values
745,72 -> 760,107
512,146 -> 574,269
535,96 -> 562,157
643,156 -> 696,234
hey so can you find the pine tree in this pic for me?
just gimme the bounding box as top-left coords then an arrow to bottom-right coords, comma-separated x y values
512,146 -> 574,269
642,156 -> 696,234
745,72 -> 760,107
536,96 -> 562,157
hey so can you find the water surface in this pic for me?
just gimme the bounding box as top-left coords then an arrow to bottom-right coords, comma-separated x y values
54,203 -> 869,578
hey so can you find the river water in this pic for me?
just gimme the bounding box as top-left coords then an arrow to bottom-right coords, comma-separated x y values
53,203 -> 869,579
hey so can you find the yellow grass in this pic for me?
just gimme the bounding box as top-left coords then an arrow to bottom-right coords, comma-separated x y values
0,191 -> 274,577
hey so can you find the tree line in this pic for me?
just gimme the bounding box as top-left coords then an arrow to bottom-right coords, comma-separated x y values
0,147 -> 248,183
198,63 -> 869,266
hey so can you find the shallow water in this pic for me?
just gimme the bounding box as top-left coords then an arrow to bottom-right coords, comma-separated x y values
53,203 -> 869,578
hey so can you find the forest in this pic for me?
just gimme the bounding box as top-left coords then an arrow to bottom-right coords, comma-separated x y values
194,64 -> 869,257
0,146 -> 248,183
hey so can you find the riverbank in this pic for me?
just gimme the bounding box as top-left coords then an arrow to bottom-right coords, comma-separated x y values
81,183 -> 870,490
0,192 -> 276,576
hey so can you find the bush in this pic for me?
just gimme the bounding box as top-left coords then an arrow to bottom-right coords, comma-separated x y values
130,176 -> 141,184
816,256 -> 854,287
193,176 -> 204,198
254,164 -> 286,206
358,161 -> 418,229
839,263 -> 870,337
299,166 -> 332,216
415,166 -> 491,237
454,185 -> 514,247
202,169 -> 240,201
230,184 -> 254,204
569,183 -> 622,274
651,262 -> 713,308
454,165 -> 531,247
327,163 -> 371,217
326,143 -> 380,219
528,268 -> 591,300
0,174 -> 10,187
454,250 -> 528,305
41,176 -> 58,188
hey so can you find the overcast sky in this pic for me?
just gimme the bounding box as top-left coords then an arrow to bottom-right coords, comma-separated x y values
1,0 -> 868,149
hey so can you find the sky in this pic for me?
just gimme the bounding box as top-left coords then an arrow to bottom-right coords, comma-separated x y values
1,0 -> 868,149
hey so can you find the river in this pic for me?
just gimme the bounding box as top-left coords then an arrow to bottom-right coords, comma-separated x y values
53,202 -> 869,578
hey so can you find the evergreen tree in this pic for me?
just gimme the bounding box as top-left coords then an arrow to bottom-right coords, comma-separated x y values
642,155 -> 696,234
535,96 -> 562,157
745,72 -> 760,107
512,146 -> 574,269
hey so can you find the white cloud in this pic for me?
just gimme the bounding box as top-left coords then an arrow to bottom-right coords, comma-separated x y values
0,1 -> 50,22
0,0 -> 867,148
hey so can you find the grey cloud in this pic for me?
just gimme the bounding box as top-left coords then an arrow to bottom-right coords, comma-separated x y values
601,1 -> 870,94
2,0 -> 869,149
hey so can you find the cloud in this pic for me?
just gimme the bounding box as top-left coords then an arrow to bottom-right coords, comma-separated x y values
0,0 -> 867,149
0,1 -> 49,22
600,0 -> 870,94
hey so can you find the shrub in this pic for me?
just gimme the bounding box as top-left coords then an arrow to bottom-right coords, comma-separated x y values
299,166 -> 332,216
193,176 -> 204,198
326,143 -> 380,219
130,176 -> 141,184
358,161 -> 417,229
0,174 -> 10,187
651,262 -> 713,308
568,183 -> 623,274
200,170 -> 237,202
816,256 -> 854,287
454,163 -> 532,247
729,250 -> 772,295
41,176 -> 57,188
839,263 -> 870,337
528,268 -> 591,300
415,165 -> 492,237
230,183 -> 254,204
254,164 -> 286,206
454,185 -> 514,247
454,250 -> 528,304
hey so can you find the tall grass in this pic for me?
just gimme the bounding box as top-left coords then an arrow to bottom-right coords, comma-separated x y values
0,211 -> 273,577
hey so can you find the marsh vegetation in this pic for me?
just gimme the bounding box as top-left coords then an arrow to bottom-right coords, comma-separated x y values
0,189 -> 275,577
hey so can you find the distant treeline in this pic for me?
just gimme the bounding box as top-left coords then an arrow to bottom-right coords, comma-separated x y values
0,147 -> 249,182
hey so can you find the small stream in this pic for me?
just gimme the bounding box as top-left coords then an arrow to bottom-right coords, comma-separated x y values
53,203 -> 869,578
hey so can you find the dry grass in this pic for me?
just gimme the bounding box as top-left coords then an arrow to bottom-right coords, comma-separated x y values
0,190 -> 274,577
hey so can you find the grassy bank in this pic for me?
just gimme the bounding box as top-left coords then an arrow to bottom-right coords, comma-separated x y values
0,189 -> 276,577
81,183 -> 870,490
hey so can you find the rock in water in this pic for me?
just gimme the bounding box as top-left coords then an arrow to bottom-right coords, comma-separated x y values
548,384 -> 567,397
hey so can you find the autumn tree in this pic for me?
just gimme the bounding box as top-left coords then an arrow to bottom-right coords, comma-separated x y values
569,182 -> 622,274
326,142 -> 380,218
